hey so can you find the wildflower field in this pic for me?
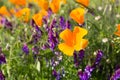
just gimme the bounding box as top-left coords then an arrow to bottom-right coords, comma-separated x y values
0,0 -> 120,80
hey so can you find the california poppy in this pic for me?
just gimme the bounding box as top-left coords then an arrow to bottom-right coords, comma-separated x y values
0,6 -> 10,16
32,9 -> 48,27
114,24 -> 120,37
70,8 -> 85,25
76,0 -> 89,7
50,0 -> 61,13
9,0 -> 26,6
58,26 -> 88,56
15,8 -> 30,22
37,0 -> 49,10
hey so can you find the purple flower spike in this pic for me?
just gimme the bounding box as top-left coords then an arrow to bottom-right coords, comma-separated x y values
0,70 -> 5,80
78,70 -> 89,80
95,50 -> 103,65
78,50 -> 84,61
84,65 -> 93,77
0,53 -> 6,64
47,8 -> 53,17
48,30 -> 58,51
52,69 -> 58,77
59,16 -> 65,29
73,52 -> 79,67
0,47 -> 6,64
49,19 -> 57,30
22,44 -> 29,55
110,69 -> 120,80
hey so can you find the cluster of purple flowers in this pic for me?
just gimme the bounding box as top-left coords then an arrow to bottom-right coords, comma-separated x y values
78,50 -> 103,80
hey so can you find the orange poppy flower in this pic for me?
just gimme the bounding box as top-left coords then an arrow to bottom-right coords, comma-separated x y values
32,9 -> 48,27
0,6 -> 10,16
15,8 -> 30,22
70,8 -> 85,25
76,0 -> 89,7
58,26 -> 88,56
37,0 -> 49,10
50,0 -> 61,13
9,0 -> 26,6
114,24 -> 120,37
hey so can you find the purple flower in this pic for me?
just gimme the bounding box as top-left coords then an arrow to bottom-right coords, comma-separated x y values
78,50 -> 84,61
78,50 -> 103,80
52,69 -> 58,77
78,70 -> 89,80
48,30 -> 58,51
0,16 -> 6,26
110,69 -> 120,80
59,16 -> 71,30
73,50 -> 84,68
59,16 -> 66,30
0,70 -> 5,80
32,46 -> 39,54
22,44 -> 29,55
0,47 -> 6,64
94,50 -> 103,65
78,66 -> 94,80
73,52 -> 79,67
0,54 -> 6,64
47,8 -> 53,17
49,19 -> 57,30
4,19 -> 13,30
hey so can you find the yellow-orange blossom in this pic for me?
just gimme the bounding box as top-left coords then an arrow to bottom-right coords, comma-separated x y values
58,26 -> 88,56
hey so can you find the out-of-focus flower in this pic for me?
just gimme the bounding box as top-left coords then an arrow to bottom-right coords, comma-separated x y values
76,0 -> 89,7
15,8 -> 30,22
37,0 -> 49,10
114,24 -> 120,37
0,70 -> 5,80
110,68 -> 120,80
22,44 -> 29,55
58,26 -> 88,56
98,6 -> 103,11
0,16 -> 5,27
9,0 -> 26,6
0,16 -> 13,30
94,16 -> 101,21
0,6 -> 10,16
70,8 -> 85,25
102,38 -> 108,43
32,9 -> 48,27
50,0 -> 61,13
0,47 -> 6,64
116,14 -> 120,18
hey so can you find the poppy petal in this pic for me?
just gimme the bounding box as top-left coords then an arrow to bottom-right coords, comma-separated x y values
60,28 -> 73,42
58,43 -> 74,56
70,8 -> 85,24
